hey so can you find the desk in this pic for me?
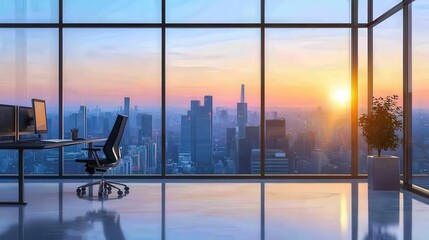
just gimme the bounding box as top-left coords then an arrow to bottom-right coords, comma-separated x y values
0,138 -> 106,205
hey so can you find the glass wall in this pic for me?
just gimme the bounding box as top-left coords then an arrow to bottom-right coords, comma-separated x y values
0,28 -> 59,174
265,29 -> 351,175
63,29 -> 161,175
373,11 -> 403,172
4,1 -> 427,179
412,0 -> 429,189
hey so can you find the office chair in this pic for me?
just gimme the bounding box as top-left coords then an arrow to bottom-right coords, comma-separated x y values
75,115 -> 129,197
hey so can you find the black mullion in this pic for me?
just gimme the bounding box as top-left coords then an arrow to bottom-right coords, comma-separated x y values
351,0 -> 359,177
368,0 -> 373,157
403,0 -> 412,185
161,0 -> 166,177
0,23 -> 368,28
260,0 -> 265,177
0,23 -> 59,28
58,0 -> 64,177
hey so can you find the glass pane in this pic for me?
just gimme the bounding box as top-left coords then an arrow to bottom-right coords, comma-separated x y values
412,1 -> 429,189
266,29 -> 351,175
358,29 -> 368,174
373,11 -> 403,171
63,0 -> 161,23
0,0 -> 58,23
0,28 -> 59,174
166,0 -> 260,23
359,0 -> 368,23
373,0 -> 402,19
266,0 -> 351,23
166,29 -> 260,175
63,29 -> 161,175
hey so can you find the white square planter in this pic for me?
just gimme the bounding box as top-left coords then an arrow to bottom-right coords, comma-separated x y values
367,156 -> 400,191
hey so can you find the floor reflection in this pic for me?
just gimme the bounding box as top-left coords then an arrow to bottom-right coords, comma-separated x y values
365,191 -> 400,240
0,180 -> 427,240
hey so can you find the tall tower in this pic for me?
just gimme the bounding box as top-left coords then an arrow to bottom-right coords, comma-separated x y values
124,97 -> 130,116
237,84 -> 248,138
78,105 -> 87,139
241,84 -> 245,103
123,97 -> 131,145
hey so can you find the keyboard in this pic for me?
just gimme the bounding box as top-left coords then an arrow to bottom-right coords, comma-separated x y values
41,139 -> 73,143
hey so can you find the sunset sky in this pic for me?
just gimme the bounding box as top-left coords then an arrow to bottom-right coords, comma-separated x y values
0,0 -> 426,114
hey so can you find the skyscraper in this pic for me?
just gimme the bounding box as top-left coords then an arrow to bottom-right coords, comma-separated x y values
123,97 -> 130,145
237,126 -> 260,174
124,97 -> 130,116
69,105 -> 87,139
139,114 -> 152,144
226,127 -> 236,157
237,84 -> 248,138
180,115 -> 191,154
266,119 -> 288,151
265,119 -> 289,173
180,96 -> 213,173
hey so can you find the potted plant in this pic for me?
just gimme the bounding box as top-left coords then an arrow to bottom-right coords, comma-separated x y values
358,95 -> 403,190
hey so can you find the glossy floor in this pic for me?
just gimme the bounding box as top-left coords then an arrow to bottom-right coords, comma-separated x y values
0,180 -> 428,240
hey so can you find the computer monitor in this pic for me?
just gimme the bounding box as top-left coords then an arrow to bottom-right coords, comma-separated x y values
32,99 -> 48,134
18,106 -> 35,135
0,104 -> 16,137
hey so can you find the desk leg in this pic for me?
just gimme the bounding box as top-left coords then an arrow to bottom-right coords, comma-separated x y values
18,149 -> 26,205
0,149 -> 27,205
88,142 -> 93,158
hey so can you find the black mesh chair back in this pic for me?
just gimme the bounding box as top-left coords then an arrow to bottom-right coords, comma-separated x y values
103,115 -> 128,164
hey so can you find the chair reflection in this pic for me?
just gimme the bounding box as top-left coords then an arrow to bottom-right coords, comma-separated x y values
0,206 -> 125,240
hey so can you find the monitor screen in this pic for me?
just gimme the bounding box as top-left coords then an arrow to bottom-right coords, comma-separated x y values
32,99 -> 48,134
0,104 -> 16,136
18,106 -> 35,134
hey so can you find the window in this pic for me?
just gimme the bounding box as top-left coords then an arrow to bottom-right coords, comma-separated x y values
265,29 -> 351,174
0,0 -> 58,23
166,29 -> 260,175
0,28 -> 59,174
266,0 -> 351,23
63,0 -> 161,23
167,0 -> 260,23
63,29 -> 162,175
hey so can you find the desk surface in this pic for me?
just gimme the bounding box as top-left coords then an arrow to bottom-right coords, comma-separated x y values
0,138 -> 107,150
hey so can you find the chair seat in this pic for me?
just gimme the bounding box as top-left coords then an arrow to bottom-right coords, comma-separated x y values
75,158 -> 116,168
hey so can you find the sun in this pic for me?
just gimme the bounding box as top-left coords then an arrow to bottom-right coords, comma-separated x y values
331,87 -> 350,106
